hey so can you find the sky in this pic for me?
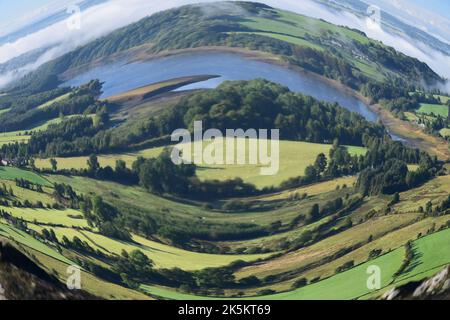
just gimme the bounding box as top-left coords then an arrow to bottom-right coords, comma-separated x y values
409,0 -> 450,19
1,0 -> 449,30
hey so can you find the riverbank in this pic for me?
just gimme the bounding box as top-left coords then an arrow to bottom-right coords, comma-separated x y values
366,103 -> 450,161
61,45 -> 449,160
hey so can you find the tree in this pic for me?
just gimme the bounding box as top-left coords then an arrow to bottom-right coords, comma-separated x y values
314,153 -> 327,174
50,158 -> 58,171
304,165 -> 319,182
87,154 -> 100,176
29,158 -> 36,171
307,203 -> 321,222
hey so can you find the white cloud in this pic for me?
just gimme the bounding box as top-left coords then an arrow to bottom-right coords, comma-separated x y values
0,0 -> 449,91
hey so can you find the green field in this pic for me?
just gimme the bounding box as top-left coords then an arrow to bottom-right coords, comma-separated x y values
37,139 -> 365,188
36,93 -> 71,109
417,103 -> 449,118
0,221 -> 73,264
141,249 -> 404,300
141,226 -> 450,300
236,9 -> 382,80
4,206 -> 88,228
0,167 -> 52,186
434,95 -> 450,104
0,117 -> 70,146
397,228 -> 450,283
28,226 -> 272,270
440,128 -> 450,137
0,108 -> 11,115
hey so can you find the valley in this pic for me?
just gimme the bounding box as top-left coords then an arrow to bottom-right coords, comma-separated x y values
0,1 -> 448,302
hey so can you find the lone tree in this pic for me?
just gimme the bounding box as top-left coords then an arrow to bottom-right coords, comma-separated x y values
50,158 -> 58,172
87,154 -> 100,176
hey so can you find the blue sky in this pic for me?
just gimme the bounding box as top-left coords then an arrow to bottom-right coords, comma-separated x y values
1,0 -> 51,20
1,0 -> 449,23
409,0 -> 450,19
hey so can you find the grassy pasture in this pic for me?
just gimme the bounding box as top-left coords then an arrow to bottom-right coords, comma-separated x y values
397,228 -> 450,283
393,175 -> 450,213
0,116 -> 69,146
236,9 -> 382,80
17,245 -> 151,300
37,139 -> 365,188
256,176 -> 357,201
36,92 -> 71,110
0,108 -> 11,115
230,31 -> 324,51
274,215 -> 450,293
235,213 -> 421,279
417,103 -> 449,118
0,221 -> 72,264
434,95 -> 450,104
440,128 -> 450,137
47,174 -> 353,228
4,206 -> 88,228
31,226 -> 271,271
141,248 -> 404,300
0,167 -> 52,186
141,225 -> 450,300
2,180 -> 54,205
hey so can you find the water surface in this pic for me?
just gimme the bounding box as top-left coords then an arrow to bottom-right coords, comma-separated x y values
62,52 -> 378,122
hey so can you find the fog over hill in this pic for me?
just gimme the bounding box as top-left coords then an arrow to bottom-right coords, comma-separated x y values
0,0 -> 449,91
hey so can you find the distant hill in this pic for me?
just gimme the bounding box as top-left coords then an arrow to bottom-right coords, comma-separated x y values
314,0 -> 450,57
10,1 -> 442,94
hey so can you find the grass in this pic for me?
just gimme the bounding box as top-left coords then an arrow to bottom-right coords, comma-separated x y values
395,228 -> 450,283
0,167 -> 52,186
0,108 -> 11,115
36,93 -> 71,109
47,173 -> 353,228
235,214 -> 421,279
1,180 -> 54,205
0,221 -> 72,264
434,95 -> 450,104
4,206 -> 88,228
262,248 -> 404,300
417,103 -> 449,118
230,31 -> 324,51
235,8 -> 385,81
37,139 -> 366,189
141,225 -> 450,300
142,248 -> 404,300
32,226 -> 271,271
19,245 -> 151,300
0,116 -> 70,146
257,176 -> 357,201
440,128 -> 450,137
393,175 -> 450,213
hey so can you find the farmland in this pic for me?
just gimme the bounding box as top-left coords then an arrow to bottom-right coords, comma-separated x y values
0,116 -> 74,146
143,226 -> 450,300
0,1 -> 448,301
36,139 -> 365,188
0,167 -> 52,186
28,225 -> 272,270
417,103 -> 449,118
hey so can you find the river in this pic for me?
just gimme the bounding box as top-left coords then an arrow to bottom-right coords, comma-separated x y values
61,52 -> 379,122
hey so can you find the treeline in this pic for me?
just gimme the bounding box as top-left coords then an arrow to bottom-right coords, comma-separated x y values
356,139 -> 440,196
2,79 -> 385,159
0,80 -> 103,133
163,79 -> 385,146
